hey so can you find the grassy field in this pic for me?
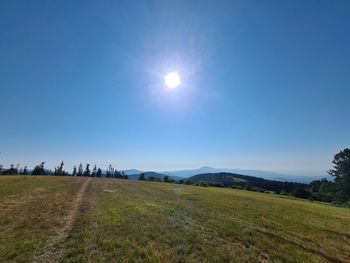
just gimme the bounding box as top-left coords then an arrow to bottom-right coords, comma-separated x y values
0,176 -> 349,262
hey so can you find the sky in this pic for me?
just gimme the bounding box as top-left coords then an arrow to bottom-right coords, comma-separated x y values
0,0 -> 349,175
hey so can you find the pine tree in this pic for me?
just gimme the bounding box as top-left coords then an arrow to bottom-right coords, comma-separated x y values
106,164 -> 114,178
328,148 -> 350,198
84,164 -> 90,177
77,163 -> 83,176
59,161 -> 64,175
92,165 -> 97,177
72,165 -> 77,176
22,166 -> 28,175
96,168 -> 102,177
32,162 -> 45,175
114,169 -> 121,178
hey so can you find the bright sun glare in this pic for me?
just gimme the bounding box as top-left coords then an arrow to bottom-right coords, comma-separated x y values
165,72 -> 181,88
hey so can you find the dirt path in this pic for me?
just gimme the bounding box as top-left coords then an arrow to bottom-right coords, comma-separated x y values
33,177 -> 91,263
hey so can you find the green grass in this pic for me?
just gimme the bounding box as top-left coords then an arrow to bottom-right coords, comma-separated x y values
1,176 -> 350,262
0,176 -> 83,262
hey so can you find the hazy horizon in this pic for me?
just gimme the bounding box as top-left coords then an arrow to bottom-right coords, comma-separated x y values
0,160 -> 329,177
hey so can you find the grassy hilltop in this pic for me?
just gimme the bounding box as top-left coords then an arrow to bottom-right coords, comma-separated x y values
0,176 -> 349,262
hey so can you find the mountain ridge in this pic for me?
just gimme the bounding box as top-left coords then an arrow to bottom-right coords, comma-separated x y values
123,167 -> 330,183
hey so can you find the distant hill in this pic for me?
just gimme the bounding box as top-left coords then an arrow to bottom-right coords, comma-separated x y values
127,171 -> 181,181
187,172 -> 307,193
161,167 -> 329,183
123,167 -> 330,183
123,169 -> 143,176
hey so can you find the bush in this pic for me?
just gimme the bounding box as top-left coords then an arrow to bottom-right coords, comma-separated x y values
292,187 -> 311,199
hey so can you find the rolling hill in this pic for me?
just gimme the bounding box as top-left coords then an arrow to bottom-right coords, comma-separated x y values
126,167 -> 330,183
0,176 -> 349,262
187,172 -> 307,193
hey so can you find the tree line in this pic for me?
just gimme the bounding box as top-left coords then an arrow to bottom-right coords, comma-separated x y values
0,162 -> 128,179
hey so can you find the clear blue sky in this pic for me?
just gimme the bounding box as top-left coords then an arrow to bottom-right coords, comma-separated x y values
1,0 -> 349,175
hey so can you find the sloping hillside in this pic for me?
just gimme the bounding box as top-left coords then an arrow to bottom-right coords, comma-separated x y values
1,176 -> 349,262
187,172 -> 307,193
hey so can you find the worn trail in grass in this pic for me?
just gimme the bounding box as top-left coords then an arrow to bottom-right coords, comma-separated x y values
0,177 -> 350,262
33,177 -> 91,263
0,176 -> 85,262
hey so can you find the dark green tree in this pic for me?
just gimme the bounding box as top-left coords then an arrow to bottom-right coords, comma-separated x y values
54,161 -> 65,176
92,165 -> 97,177
106,164 -> 113,178
292,187 -> 311,199
72,165 -> 77,176
163,175 -> 170,183
121,171 -> 128,179
106,166 -> 109,177
32,162 -> 45,175
139,173 -> 145,181
96,168 -> 102,177
22,166 -> 28,175
83,164 -> 90,177
77,163 -> 83,176
328,148 -> 350,198
3,164 -> 18,175
309,179 -> 337,203
59,161 -> 64,175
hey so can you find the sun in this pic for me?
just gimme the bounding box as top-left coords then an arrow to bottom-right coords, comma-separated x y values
165,72 -> 181,88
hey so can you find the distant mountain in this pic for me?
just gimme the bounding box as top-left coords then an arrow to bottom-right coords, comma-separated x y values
187,172 -> 307,193
127,171 -> 181,181
122,167 -> 330,183
123,169 -> 143,175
